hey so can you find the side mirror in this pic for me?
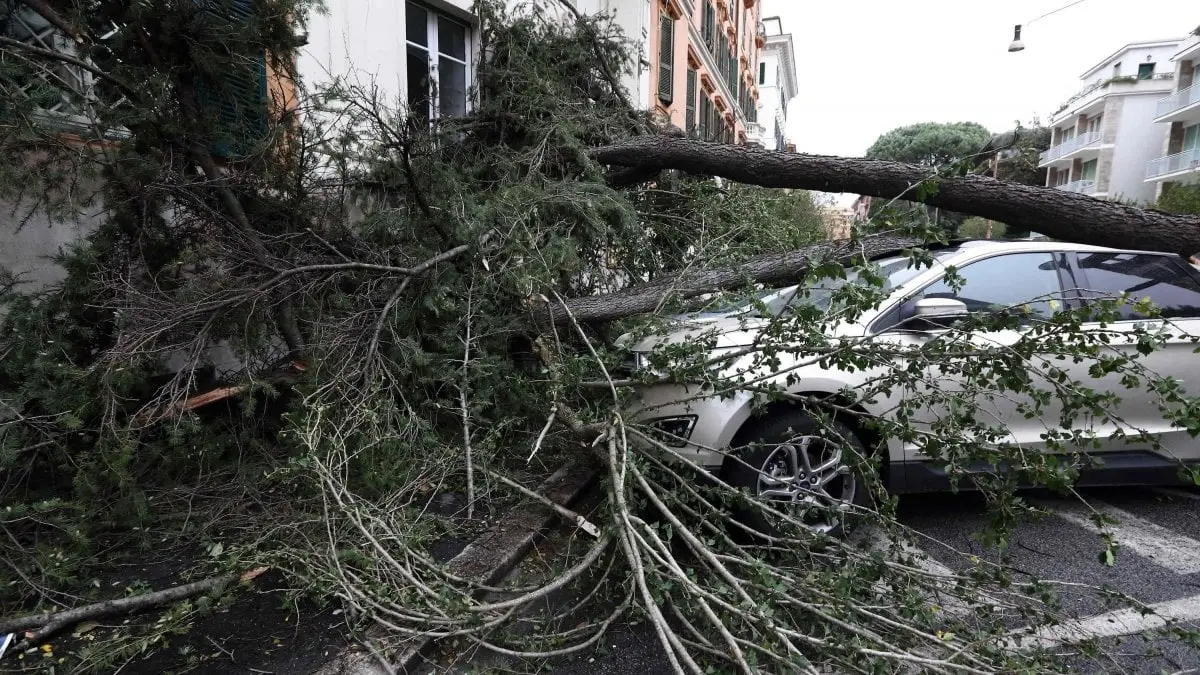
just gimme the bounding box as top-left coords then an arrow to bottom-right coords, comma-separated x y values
910,297 -> 969,329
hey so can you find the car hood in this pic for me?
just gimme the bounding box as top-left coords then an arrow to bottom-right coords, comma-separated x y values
616,308 -> 873,354
615,312 -> 764,353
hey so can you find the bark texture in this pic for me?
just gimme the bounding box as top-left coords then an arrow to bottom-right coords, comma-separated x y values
591,137 -> 1200,256
549,236 -> 919,325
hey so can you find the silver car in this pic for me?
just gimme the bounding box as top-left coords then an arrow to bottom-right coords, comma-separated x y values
620,240 -> 1200,532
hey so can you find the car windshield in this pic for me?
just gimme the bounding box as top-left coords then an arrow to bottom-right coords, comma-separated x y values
704,251 -> 957,318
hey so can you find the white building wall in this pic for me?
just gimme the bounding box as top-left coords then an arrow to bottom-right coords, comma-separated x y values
755,49 -> 783,148
298,0 -> 476,106
1079,42 -> 1183,87
1109,96 -> 1171,204
572,0 -> 652,109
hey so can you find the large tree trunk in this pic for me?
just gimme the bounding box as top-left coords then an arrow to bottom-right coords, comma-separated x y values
546,136 -> 1200,326
546,236 -> 918,326
591,137 -> 1200,257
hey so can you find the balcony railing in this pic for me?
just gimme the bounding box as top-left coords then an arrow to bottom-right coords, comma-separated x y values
1039,131 -> 1102,164
1156,83 -> 1200,119
1145,147 -> 1200,180
1,5 -> 130,138
1058,179 -> 1096,194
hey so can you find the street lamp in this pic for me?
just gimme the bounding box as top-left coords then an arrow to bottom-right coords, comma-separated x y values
1007,0 -> 1090,52
1008,25 -> 1025,52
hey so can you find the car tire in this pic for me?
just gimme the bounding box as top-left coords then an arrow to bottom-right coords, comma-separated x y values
721,409 -> 875,539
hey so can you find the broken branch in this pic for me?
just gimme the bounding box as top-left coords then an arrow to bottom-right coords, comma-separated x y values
0,573 -> 239,643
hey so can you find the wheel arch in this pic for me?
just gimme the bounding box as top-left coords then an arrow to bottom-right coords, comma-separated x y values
722,391 -> 888,484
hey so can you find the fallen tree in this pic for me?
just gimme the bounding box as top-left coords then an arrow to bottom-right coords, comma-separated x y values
4,1 -> 1200,673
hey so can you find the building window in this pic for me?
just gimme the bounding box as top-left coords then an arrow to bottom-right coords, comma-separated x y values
1182,123 -> 1198,151
1080,159 -> 1097,181
1137,62 -> 1155,80
405,1 -> 471,126
702,3 -> 716,54
657,13 -> 674,105
758,62 -> 766,84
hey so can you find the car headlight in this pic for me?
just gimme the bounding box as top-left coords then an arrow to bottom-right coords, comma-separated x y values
645,415 -> 698,447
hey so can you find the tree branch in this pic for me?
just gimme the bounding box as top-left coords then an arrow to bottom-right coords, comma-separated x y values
540,235 -> 920,326
15,0 -> 83,43
0,573 -> 238,640
0,35 -> 140,102
591,136 -> 1200,257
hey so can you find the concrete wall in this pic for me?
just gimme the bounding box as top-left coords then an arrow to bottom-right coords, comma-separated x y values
0,184 -> 105,293
1108,94 -> 1171,204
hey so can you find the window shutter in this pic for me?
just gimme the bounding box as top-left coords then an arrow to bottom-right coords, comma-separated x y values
658,14 -> 674,104
700,4 -> 710,52
194,0 -> 268,158
685,68 -> 697,136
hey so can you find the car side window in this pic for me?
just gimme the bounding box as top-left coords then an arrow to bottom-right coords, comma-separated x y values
1074,252 -> 1200,320
904,253 -> 1066,321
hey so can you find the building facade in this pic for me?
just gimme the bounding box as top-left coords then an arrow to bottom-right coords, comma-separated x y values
747,15 -> 797,151
649,0 -> 763,143
1039,39 -> 1182,205
1145,30 -> 1200,199
298,0 -> 765,143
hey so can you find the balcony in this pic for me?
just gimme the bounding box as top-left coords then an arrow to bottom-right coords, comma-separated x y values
1058,179 -> 1096,195
1145,147 -> 1200,181
1038,131 -> 1102,166
1051,74 -> 1175,124
1154,83 -> 1200,124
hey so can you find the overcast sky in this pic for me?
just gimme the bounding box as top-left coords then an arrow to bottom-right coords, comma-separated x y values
766,0 -> 1196,203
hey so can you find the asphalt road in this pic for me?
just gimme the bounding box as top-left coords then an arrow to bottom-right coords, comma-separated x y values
442,483 -> 1200,674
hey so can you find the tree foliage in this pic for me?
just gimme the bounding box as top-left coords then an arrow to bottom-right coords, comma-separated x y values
865,121 -> 994,167
863,122 -> 993,235
989,123 -> 1052,187
1157,183 -> 1200,215
1,1 -> 1199,672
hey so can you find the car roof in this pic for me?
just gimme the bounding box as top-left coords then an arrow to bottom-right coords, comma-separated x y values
926,238 -> 1185,259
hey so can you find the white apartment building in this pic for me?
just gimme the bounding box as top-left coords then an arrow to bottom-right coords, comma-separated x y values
1039,39 -> 1182,205
1145,30 -> 1200,197
747,15 -> 797,151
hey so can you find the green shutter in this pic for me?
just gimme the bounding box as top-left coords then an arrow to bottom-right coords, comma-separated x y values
685,69 -> 697,136
700,4 -> 710,52
194,0 -> 268,158
658,15 -> 674,104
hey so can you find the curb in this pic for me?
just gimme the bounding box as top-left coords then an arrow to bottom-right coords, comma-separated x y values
313,461 -> 599,675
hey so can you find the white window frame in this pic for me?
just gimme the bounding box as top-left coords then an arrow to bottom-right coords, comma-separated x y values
404,1 -> 473,122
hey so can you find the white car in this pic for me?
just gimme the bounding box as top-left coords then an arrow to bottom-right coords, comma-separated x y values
620,240 -> 1200,533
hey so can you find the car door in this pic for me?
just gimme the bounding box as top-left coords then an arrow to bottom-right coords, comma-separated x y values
1069,250 -> 1200,465
880,251 -> 1079,463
